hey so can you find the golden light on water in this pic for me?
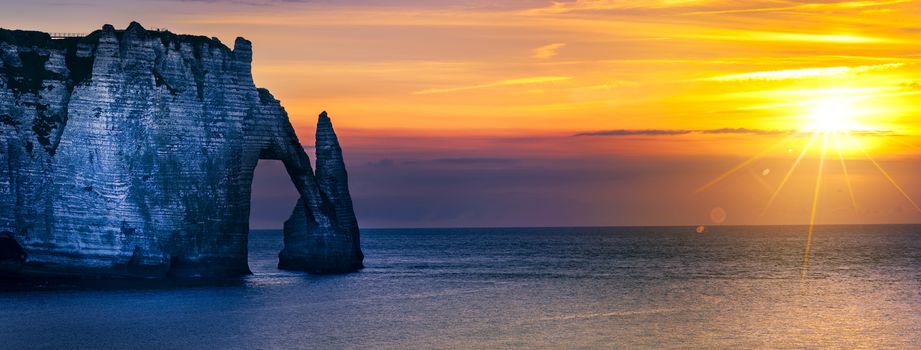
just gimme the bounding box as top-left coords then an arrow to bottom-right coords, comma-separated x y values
698,84 -> 921,280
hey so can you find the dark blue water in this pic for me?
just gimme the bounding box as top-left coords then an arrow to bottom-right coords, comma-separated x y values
1,225 -> 920,349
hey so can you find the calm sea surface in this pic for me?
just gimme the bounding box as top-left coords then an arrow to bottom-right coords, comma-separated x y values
1,225 -> 920,349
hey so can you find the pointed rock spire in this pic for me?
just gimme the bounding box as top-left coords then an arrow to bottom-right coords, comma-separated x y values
315,111 -> 353,228
0,24 -> 364,278
315,111 -> 363,266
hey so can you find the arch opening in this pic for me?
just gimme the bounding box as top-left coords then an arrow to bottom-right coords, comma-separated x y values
247,160 -> 300,273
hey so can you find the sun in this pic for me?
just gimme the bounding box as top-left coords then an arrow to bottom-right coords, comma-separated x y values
804,96 -> 860,132
700,89 -> 913,280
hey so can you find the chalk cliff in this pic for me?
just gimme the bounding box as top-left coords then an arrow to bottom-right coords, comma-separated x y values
0,22 -> 363,278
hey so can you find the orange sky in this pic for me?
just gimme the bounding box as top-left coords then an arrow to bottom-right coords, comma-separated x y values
6,0 -> 921,227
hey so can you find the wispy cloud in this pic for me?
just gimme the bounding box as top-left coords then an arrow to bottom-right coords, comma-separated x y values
369,157 -> 520,167
849,129 -> 898,136
405,157 -> 520,165
684,0 -> 912,16
704,63 -> 905,82
689,31 -> 892,44
533,43 -> 566,59
413,76 -> 573,95
527,0 -> 911,17
575,129 -> 693,136
525,0 -> 711,15
174,0 -> 306,5
574,128 -> 793,137
700,128 -> 792,135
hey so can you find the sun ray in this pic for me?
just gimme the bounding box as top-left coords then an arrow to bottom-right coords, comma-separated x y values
761,130 -> 820,216
875,132 -> 921,153
747,166 -> 775,192
695,133 -> 798,194
844,132 -> 921,214
801,132 -> 830,281
833,132 -> 859,213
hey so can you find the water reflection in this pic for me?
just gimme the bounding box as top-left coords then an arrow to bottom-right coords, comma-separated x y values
0,226 -> 918,348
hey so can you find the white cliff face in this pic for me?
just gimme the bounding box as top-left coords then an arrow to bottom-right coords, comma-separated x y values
0,22 -> 363,278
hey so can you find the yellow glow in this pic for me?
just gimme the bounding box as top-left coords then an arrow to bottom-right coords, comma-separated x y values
833,133 -> 859,213
762,131 -> 819,215
804,96 -> 860,133
705,63 -> 904,82
845,132 -> 921,214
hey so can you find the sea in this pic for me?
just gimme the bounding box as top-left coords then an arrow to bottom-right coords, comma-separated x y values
1,225 -> 919,349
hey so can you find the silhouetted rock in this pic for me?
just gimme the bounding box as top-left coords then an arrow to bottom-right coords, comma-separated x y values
276,111 -> 363,272
0,23 -> 363,278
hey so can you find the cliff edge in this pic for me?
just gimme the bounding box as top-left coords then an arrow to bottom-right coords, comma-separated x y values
0,22 -> 363,278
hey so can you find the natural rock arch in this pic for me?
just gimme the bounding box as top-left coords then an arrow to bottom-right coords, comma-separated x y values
0,23 -> 362,278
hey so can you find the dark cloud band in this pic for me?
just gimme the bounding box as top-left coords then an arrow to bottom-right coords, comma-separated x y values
574,128 -> 795,137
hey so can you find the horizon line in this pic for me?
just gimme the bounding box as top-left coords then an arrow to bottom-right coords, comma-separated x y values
249,222 -> 921,231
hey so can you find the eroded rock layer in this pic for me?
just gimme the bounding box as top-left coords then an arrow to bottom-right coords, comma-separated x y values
0,22 -> 363,278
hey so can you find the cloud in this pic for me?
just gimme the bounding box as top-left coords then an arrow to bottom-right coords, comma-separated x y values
574,128 -> 793,137
413,76 -> 573,95
683,0 -> 912,16
575,128 -> 898,137
700,128 -> 792,135
688,31 -> 891,44
848,129 -> 898,136
704,63 -> 905,82
367,158 -> 396,168
533,43 -> 566,59
575,129 -> 693,136
174,0 -> 306,5
407,157 -> 520,165
368,157 -> 522,168
899,81 -> 921,89
525,0 -> 710,15
526,0 -> 911,16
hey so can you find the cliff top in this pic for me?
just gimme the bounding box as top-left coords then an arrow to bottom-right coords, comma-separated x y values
0,21 -> 239,54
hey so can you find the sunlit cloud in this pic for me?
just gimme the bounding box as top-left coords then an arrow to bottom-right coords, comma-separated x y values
683,0 -> 912,15
413,76 -> 573,95
533,43 -> 566,59
574,128 -> 793,137
572,82 -> 628,90
705,63 -> 905,81
19,0 -> 919,227
175,0 -> 307,5
178,9 -> 515,27
576,129 -> 693,136
700,128 -> 793,135
689,31 -> 893,44
404,157 -> 520,165
525,0 -> 712,15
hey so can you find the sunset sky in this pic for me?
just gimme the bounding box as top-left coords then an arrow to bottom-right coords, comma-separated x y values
5,0 -> 921,227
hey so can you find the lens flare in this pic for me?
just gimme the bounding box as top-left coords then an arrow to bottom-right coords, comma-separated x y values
697,89 -> 921,282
